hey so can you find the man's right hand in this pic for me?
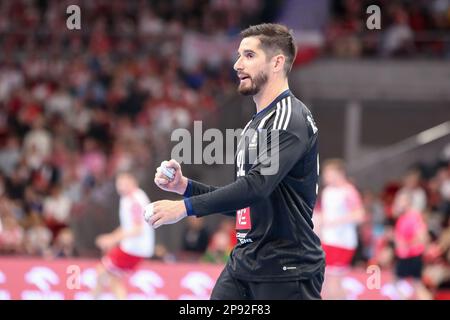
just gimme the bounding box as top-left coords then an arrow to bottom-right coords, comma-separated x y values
154,159 -> 188,195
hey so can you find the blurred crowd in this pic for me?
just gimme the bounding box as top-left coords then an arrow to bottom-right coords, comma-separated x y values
351,157 -> 450,298
324,0 -> 450,59
0,0 -> 257,259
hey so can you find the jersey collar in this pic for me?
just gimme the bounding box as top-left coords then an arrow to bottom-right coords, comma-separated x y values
253,89 -> 291,120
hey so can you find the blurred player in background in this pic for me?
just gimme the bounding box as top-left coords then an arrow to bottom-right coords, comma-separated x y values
92,172 -> 154,299
392,192 -> 432,299
315,159 -> 365,299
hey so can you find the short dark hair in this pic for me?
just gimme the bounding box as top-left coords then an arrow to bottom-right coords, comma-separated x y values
240,23 -> 297,75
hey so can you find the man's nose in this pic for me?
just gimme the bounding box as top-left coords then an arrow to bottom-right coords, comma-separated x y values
234,57 -> 242,71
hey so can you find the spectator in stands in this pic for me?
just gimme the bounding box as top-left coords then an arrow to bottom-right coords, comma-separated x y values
423,214 -> 450,299
0,135 -> 21,177
43,184 -> 72,237
0,214 -> 24,255
381,4 -> 415,57
23,212 -> 52,257
181,217 -> 210,256
393,169 -> 428,216
51,227 -> 78,258
5,161 -> 29,202
201,220 -> 234,264
151,244 -> 177,263
372,224 -> 396,270
23,186 -> 43,216
433,165 -> 450,217
202,229 -> 231,265
23,115 -> 52,170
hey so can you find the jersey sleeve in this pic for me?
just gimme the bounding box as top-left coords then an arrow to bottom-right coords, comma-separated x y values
183,179 -> 236,217
185,128 -> 312,217
183,179 -> 219,197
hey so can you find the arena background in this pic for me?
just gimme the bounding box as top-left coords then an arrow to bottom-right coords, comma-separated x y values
0,0 -> 449,300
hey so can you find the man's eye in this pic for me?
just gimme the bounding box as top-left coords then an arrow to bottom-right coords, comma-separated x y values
246,53 -> 254,58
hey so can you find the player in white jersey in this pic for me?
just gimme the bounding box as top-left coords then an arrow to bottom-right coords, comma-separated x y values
92,172 -> 154,299
315,159 -> 365,299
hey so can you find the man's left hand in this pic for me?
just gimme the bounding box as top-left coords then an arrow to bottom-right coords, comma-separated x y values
147,200 -> 187,229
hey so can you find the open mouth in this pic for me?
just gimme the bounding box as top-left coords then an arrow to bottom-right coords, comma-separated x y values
239,75 -> 251,81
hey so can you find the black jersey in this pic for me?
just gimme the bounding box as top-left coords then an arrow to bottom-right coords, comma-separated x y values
183,89 -> 325,281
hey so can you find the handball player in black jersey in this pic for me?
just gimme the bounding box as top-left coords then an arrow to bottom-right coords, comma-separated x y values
147,23 -> 325,300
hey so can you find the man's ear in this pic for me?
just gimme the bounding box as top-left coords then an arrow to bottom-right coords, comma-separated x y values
272,54 -> 286,73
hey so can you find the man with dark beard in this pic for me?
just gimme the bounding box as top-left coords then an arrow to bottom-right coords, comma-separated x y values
147,23 -> 325,300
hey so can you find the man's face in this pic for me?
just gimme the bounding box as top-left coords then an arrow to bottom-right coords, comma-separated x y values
234,37 -> 270,96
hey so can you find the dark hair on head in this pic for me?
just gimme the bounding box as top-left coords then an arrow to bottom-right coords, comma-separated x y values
240,23 -> 297,75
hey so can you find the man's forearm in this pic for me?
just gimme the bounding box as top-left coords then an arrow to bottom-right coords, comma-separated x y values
183,130 -> 306,218
185,172 -> 274,217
